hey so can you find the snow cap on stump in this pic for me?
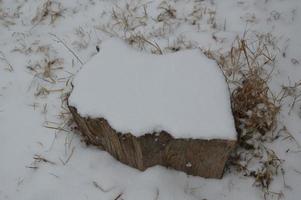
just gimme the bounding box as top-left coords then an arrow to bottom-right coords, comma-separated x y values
68,39 -> 237,178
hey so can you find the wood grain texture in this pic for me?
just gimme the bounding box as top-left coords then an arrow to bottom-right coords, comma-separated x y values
69,105 -> 236,178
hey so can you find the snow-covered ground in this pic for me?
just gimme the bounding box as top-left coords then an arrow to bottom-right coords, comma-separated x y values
0,0 -> 301,200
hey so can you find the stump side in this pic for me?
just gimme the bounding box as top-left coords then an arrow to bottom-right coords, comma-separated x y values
69,105 -> 236,178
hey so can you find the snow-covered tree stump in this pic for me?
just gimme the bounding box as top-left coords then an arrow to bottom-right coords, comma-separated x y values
68,39 -> 237,178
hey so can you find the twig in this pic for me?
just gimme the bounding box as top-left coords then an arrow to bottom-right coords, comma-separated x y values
241,39 -> 251,71
93,181 -> 114,193
49,173 -> 60,178
49,33 -> 83,65
114,193 -> 123,200
26,166 -> 39,169
281,168 -> 292,190
0,51 -> 14,71
280,126 -> 301,148
33,154 -> 56,165
60,146 -> 75,165
44,125 -> 70,132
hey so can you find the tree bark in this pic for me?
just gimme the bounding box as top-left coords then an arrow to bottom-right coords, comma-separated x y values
69,105 -> 236,178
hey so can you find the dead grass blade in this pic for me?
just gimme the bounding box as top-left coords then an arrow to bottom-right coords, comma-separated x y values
92,181 -> 114,193
59,146 -> 75,165
33,154 -> 56,165
49,33 -> 83,65
0,51 -> 13,72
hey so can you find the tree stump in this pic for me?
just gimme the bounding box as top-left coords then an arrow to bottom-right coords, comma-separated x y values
67,39 -> 237,178
69,105 -> 235,178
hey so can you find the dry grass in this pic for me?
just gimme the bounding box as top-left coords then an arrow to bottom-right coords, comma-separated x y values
89,2 -> 289,194
0,4 -> 19,27
31,0 -> 64,26
278,80 -> 301,115
21,40 -> 76,155
26,154 -> 56,169
96,0 -> 217,54
10,0 -> 297,198
232,72 -> 280,149
50,33 -> 83,65
59,146 -> 75,165
165,35 -> 196,53
157,2 -> 177,22
28,58 -> 63,85
93,181 -> 115,193
126,33 -> 163,54
0,51 -> 14,72
111,2 -> 148,32
202,33 -> 280,141
203,32 -> 287,195
33,154 -> 56,165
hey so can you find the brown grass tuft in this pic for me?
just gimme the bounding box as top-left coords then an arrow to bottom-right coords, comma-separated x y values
232,71 -> 280,149
203,32 -> 286,195
31,0 -> 64,26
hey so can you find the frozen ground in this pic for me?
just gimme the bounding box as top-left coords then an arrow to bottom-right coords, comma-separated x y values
0,0 -> 301,200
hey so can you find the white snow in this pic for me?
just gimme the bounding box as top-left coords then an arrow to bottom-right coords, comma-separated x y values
69,39 -> 237,140
1,0 -> 301,200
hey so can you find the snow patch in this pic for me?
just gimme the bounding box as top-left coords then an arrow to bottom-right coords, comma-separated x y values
69,39 -> 237,140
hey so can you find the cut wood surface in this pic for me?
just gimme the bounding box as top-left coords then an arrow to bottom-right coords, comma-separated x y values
69,105 -> 236,178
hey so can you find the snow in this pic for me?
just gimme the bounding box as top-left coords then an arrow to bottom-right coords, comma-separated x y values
1,0 -> 301,200
69,39 -> 237,140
